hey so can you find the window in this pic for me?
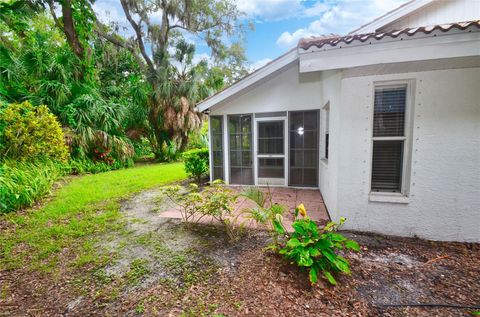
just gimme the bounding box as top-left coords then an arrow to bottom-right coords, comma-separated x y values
371,85 -> 410,193
210,116 -> 224,181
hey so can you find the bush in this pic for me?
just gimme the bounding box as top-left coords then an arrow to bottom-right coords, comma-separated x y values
0,101 -> 69,162
276,205 -> 360,285
162,180 -> 241,241
0,160 -> 65,213
182,148 -> 209,184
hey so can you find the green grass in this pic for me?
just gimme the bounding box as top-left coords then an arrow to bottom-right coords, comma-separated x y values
0,162 -> 187,272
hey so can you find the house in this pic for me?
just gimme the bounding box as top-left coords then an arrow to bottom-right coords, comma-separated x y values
197,0 -> 480,242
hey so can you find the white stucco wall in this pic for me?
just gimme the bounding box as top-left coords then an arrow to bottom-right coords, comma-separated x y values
335,67 -> 480,242
209,62 -> 322,115
318,71 -> 342,219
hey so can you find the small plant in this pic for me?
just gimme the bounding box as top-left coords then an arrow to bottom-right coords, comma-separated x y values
276,204 -> 360,285
162,183 -> 205,223
182,148 -> 209,184
241,186 -> 287,247
162,180 -> 241,241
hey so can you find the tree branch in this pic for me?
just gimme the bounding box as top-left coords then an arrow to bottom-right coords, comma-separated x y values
119,0 -> 154,71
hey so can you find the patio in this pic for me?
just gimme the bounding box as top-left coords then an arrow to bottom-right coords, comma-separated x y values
160,186 -> 330,229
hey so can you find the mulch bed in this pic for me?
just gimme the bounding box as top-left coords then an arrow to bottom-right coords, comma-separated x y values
1,231 -> 479,317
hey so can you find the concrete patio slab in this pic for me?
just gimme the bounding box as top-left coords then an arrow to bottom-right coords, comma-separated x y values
159,186 -> 330,231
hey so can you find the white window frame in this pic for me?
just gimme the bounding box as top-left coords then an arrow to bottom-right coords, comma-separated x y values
369,79 -> 415,202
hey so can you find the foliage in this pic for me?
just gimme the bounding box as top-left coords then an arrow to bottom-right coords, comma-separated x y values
102,0 -> 249,160
162,180 -> 241,241
132,137 -> 155,161
162,183 -> 205,223
0,9 -> 139,163
277,205 -> 360,285
0,101 -> 69,162
0,160 -> 64,213
182,148 -> 209,184
0,0 -> 249,163
187,121 -> 209,150
67,158 -> 134,175
241,186 -> 286,247
0,162 -> 187,271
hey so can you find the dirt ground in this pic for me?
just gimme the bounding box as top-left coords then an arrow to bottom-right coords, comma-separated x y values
1,188 -> 479,317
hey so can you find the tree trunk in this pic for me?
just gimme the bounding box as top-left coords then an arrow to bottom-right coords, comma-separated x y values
61,0 -> 85,60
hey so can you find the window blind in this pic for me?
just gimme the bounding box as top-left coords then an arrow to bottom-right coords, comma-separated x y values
373,87 -> 406,137
371,86 -> 407,192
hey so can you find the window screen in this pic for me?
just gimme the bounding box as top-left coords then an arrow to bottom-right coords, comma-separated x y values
371,86 -> 407,192
210,116 -> 224,181
289,110 -> 319,187
228,114 -> 253,185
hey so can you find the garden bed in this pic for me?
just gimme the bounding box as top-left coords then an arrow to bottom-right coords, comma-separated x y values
1,186 -> 478,317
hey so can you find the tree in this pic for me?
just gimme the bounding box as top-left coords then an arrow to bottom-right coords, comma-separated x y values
0,6 -> 137,163
98,0 -> 248,159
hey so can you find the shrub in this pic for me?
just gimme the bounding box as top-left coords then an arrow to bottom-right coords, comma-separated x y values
0,160 -> 65,213
0,101 -> 69,162
162,180 -> 241,241
276,204 -> 360,285
182,148 -> 209,184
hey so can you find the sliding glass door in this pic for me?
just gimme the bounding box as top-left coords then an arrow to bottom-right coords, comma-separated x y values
228,114 -> 253,185
289,110 -> 319,187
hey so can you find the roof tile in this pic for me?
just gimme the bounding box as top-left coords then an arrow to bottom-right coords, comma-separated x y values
298,20 -> 480,51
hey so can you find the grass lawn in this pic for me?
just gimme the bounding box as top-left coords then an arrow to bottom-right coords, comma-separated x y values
0,162 -> 187,272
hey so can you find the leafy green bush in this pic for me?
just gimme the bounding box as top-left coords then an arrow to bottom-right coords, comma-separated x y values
276,205 -> 360,285
182,148 -> 209,184
0,101 -> 69,162
0,160 -> 64,213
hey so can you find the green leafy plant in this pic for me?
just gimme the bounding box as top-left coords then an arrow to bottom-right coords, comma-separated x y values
182,148 -> 209,184
241,186 -> 287,247
0,101 -> 69,162
0,160 -> 65,213
276,205 -> 360,285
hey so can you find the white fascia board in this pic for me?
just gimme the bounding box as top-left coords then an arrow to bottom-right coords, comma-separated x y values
197,49 -> 298,112
350,0 -> 434,34
299,31 -> 480,73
